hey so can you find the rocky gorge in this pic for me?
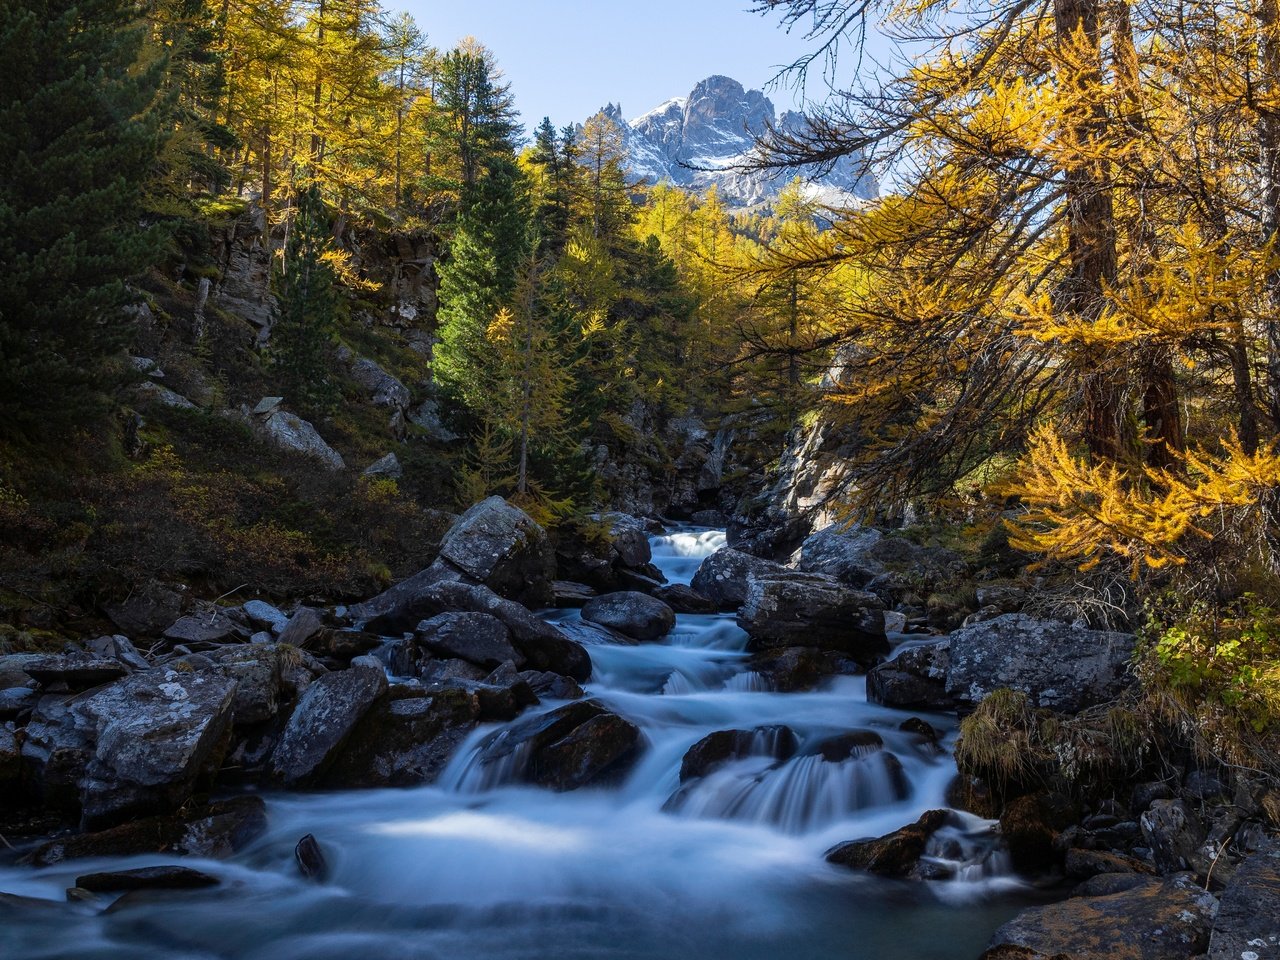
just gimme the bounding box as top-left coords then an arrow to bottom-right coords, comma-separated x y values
1,494 -> 1277,959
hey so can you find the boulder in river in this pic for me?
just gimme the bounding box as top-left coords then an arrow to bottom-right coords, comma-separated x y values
435,496 -> 556,607
653,583 -> 717,614
268,657 -> 388,786
797,525 -> 888,587
737,571 -> 888,667
689,547 -> 787,610
866,641 -> 954,711
825,809 -> 956,878
581,591 -> 676,642
415,612 -> 525,669
76,865 -> 221,892
679,726 -> 799,781
946,614 -> 1136,712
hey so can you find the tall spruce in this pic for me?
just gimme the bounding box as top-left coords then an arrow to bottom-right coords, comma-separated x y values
0,0 -> 167,440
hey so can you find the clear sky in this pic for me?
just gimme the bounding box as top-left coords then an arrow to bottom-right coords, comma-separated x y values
396,0 -> 828,131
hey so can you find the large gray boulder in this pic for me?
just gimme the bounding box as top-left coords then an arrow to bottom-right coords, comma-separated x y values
737,571 -> 888,667
258,410 -> 345,470
946,614 -> 1135,713
690,548 -> 787,610
866,641 -> 954,711
436,497 -> 556,606
797,525 -> 888,587
23,667 -> 238,828
415,612 -> 524,669
349,357 -> 410,410
983,874 -> 1217,960
1208,847 -> 1280,960
268,658 -> 387,786
581,591 -> 676,642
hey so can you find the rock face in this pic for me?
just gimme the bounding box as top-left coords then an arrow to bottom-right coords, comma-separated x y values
1208,848 -> 1280,960
581,592 -> 676,642
983,875 -> 1218,960
470,700 -> 642,791
737,572 -> 888,666
866,641 -> 954,710
615,75 -> 877,209
23,668 -> 238,828
257,409 -> 345,470
690,548 -> 787,610
946,614 -> 1135,712
268,658 -> 388,786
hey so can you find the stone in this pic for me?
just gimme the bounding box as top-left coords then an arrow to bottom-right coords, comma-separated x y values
679,726 -> 799,781
324,688 -> 479,788
826,809 -> 956,878
0,722 -> 19,786
349,357 -> 411,410
737,571 -> 888,667
653,583 -> 717,614
975,585 -> 1027,611
1073,872 -> 1155,897
581,591 -> 676,642
162,609 -> 246,646
22,656 -> 128,691
276,606 -> 324,648
75,866 -> 220,892
1065,848 -> 1156,880
415,612 -> 524,669
84,635 -> 150,672
259,410 -> 345,470
866,641 -> 954,710
351,563 -> 462,634
363,452 -> 403,479
436,497 -> 557,606
296,834 -> 328,881
1208,848 -> 1280,960
553,581 -> 597,606
598,513 -> 653,569
104,581 -> 187,637
1141,799 -> 1210,875
690,548 -> 787,610
211,643 -> 285,727
982,875 -> 1218,960
252,396 -> 283,416
1000,792 -> 1080,875
809,730 -> 885,762
518,670 -> 584,700
268,658 -> 388,786
137,382 -> 197,410
0,654 -> 43,689
307,628 -> 382,662
471,699 -> 642,791
797,525 -> 887,587
946,614 -> 1136,712
0,687 -> 38,720
408,399 -> 459,443
242,600 -> 289,634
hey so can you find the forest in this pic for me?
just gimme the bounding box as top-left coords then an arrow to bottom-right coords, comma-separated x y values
1,0 -> 1280,958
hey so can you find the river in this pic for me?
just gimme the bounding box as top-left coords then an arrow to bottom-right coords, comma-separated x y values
0,527 -> 1044,960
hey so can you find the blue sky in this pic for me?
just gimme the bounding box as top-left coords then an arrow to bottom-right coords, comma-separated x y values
398,0 -> 834,130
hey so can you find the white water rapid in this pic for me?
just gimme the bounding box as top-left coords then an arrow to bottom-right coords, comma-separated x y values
0,527 -> 1040,960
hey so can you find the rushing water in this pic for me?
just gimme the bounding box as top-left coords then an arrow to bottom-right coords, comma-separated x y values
0,527 -> 1041,960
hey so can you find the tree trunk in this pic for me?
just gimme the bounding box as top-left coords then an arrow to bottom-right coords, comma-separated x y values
1260,0 -> 1280,431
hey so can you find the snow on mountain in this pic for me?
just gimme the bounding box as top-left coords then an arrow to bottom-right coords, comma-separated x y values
596,75 -> 877,210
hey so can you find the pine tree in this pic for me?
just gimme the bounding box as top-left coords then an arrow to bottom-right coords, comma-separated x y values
271,183 -> 340,411
0,0 -> 167,441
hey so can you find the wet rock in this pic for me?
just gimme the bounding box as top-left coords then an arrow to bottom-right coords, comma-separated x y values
268,658 -> 388,786
1000,792 -> 1080,875
22,656 -> 129,691
690,548 -> 787,610
1208,847 -> 1280,960
1141,799 -> 1210,875
553,581 -> 597,606
982,874 -> 1218,960
104,581 -> 187,637
749,646 -> 847,692
307,628 -> 382,662
276,606 -> 324,648
798,525 -> 887,587
810,730 -> 885,762
415,612 -> 524,669
30,796 -> 268,865
946,775 -> 1000,819
737,572 -> 888,666
296,834 -> 327,881
866,641 -> 953,710
679,726 -> 799,781
598,513 -> 653,569
518,670 -> 584,700
653,583 -> 717,614
826,810 -> 956,878
163,609 -> 247,646
472,699 -> 642,791
325,688 -> 479,787
418,658 -> 488,684
946,614 -> 1136,712
436,496 -> 556,606
581,591 -> 676,642
898,717 -> 939,743
76,866 -> 220,892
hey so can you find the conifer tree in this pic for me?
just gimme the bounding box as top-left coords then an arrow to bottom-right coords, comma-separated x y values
0,0 -> 167,440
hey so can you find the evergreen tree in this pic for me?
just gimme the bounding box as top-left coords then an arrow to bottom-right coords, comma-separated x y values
0,0 -> 167,440
271,183 -> 340,411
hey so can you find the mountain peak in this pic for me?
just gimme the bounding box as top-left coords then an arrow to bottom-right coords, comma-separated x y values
597,75 -> 876,210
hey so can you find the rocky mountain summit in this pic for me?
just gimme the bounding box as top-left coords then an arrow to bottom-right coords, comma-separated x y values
601,75 -> 878,209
